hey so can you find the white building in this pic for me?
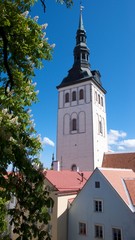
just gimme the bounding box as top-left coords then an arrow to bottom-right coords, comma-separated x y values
68,168 -> 135,240
56,7 -> 108,171
43,170 -> 92,240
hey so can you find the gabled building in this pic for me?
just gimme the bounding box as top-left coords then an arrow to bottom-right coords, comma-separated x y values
43,170 -> 92,240
68,168 -> 135,240
55,7 -> 108,171
102,152 -> 135,171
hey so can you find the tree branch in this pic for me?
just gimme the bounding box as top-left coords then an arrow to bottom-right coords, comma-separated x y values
40,0 -> 46,12
0,27 -> 14,94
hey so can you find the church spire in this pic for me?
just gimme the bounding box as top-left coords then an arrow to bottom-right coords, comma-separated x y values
73,5 -> 90,70
79,5 -> 84,30
57,5 -> 92,88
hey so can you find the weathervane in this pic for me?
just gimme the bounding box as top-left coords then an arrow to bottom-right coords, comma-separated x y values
80,0 -> 84,12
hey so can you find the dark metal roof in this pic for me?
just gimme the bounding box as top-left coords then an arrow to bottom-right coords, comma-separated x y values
57,6 -> 106,94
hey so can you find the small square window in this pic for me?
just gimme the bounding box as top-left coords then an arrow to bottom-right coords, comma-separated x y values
79,222 -> 86,235
95,181 -> 100,188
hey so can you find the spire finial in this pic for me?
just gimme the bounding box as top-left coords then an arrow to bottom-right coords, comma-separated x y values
80,1 -> 84,13
79,2 -> 84,30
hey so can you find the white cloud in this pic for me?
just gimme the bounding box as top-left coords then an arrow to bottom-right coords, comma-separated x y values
119,139 -> 135,149
117,146 -> 125,151
108,129 -> 135,152
42,137 -> 55,147
108,129 -> 127,145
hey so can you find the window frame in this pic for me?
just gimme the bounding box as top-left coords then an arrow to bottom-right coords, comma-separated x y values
101,96 -> 103,106
65,92 -> 69,103
95,224 -> 104,239
79,222 -> 86,235
72,91 -> 76,101
72,118 -> 77,131
94,200 -> 103,212
112,228 -> 122,240
98,94 -> 100,104
99,120 -> 103,134
71,164 -> 77,171
79,89 -> 84,100
95,181 -> 100,188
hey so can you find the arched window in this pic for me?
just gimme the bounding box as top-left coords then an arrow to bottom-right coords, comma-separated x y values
64,114 -> 70,134
95,91 -> 97,101
79,89 -> 84,100
72,91 -> 76,101
98,94 -> 100,104
72,118 -> 77,131
65,92 -> 69,103
101,97 -> 103,106
99,120 -> 103,134
71,164 -> 77,171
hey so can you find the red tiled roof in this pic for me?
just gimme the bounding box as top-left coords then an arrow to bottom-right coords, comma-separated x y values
44,170 -> 92,193
102,152 -> 135,171
124,179 -> 135,206
100,168 -> 135,207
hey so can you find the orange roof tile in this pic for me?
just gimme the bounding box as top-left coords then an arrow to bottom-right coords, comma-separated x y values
102,152 -> 135,171
124,179 -> 135,206
44,170 -> 92,193
100,168 -> 135,208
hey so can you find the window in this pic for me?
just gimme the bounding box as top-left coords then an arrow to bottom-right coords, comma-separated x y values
79,89 -> 84,100
72,91 -> 76,101
112,228 -> 122,240
95,181 -> 100,188
72,118 -> 77,131
95,91 -> 97,101
94,200 -> 103,212
71,164 -> 77,171
95,225 -> 103,238
65,92 -> 69,103
79,222 -> 86,235
98,94 -> 100,104
99,120 -> 103,134
82,53 -> 85,60
101,97 -> 103,106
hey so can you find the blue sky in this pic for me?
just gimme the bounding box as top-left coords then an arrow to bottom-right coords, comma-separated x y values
30,0 -> 135,169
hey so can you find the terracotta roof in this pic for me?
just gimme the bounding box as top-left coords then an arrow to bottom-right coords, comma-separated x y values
44,170 -> 92,193
124,179 -> 135,206
102,152 -> 135,171
100,168 -> 135,209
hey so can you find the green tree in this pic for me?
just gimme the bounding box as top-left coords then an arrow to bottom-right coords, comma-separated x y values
0,0 -> 73,239
0,197 -> 9,239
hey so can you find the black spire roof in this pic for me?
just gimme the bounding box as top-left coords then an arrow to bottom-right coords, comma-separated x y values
57,6 -> 104,90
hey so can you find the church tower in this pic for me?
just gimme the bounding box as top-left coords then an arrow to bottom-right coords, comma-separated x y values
56,7 -> 108,171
